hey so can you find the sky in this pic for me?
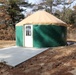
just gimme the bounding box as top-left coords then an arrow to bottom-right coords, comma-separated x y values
27,0 -> 42,4
27,0 -> 76,6
27,0 -> 76,9
23,0 -> 76,16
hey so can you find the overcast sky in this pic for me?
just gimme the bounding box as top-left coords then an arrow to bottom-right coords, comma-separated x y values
27,0 -> 76,8
28,0 -> 76,5
27,0 -> 42,4
22,0 -> 76,16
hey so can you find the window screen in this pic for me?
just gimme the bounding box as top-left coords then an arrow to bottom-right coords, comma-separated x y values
26,26 -> 31,36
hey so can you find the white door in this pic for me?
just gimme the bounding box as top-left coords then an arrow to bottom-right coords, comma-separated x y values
24,25 -> 33,47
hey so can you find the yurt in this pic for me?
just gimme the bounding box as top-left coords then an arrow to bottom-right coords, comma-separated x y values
16,10 -> 67,48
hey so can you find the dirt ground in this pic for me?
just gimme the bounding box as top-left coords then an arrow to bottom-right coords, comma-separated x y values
0,43 -> 76,75
0,40 -> 15,48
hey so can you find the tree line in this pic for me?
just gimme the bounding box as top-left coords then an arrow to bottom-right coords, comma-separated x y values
0,0 -> 76,29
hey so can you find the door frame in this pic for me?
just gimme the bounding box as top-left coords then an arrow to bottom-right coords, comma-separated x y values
24,25 -> 33,47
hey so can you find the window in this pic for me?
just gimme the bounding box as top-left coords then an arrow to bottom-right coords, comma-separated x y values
26,26 -> 31,36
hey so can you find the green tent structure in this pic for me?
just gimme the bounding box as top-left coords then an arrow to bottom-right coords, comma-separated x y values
16,10 -> 67,48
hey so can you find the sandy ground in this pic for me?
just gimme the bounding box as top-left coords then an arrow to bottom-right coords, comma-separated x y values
0,39 -> 76,49
67,39 -> 76,42
12,45 -> 76,75
0,40 -> 15,48
0,40 -> 76,75
0,45 -> 76,75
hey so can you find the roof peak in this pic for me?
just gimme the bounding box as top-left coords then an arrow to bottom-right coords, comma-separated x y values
16,10 -> 67,26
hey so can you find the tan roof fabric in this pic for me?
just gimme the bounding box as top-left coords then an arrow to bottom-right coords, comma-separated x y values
16,10 -> 67,26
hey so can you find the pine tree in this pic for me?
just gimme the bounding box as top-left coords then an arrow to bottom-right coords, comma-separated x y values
7,0 -> 25,28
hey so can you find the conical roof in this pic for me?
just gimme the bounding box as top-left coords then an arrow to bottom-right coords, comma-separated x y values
16,10 -> 66,26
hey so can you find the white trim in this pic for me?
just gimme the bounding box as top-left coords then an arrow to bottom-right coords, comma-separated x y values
32,25 -> 33,47
23,25 -> 25,47
24,25 -> 33,47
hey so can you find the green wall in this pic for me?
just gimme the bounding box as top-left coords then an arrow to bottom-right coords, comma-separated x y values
16,26 -> 23,46
33,25 -> 67,48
